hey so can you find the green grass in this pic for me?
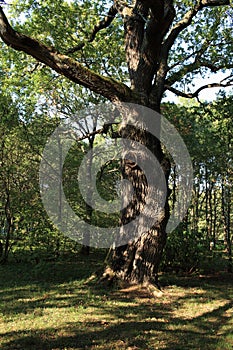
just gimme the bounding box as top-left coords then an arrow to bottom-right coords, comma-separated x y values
0,252 -> 232,350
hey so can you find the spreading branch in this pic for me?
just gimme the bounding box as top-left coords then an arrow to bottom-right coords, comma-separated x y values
168,40 -> 232,72
150,1 -> 207,108
167,60 -> 233,88
163,0 -> 230,55
167,37 -> 213,83
165,78 -> 233,99
150,0 -> 230,106
200,0 -> 230,6
0,6 -> 135,103
66,5 -> 118,54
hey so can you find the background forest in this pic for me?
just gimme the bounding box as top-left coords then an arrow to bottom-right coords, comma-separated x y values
0,77 -> 232,273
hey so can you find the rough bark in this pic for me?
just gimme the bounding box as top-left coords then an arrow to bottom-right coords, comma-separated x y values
108,114 -> 170,284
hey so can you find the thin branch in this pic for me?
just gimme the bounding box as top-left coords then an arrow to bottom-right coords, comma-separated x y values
0,6 -> 135,103
89,6 -> 118,42
66,5 -> 118,54
221,74 -> 233,83
169,51 -> 200,71
201,61 -> 233,73
71,126 -> 105,143
163,0 -> 229,54
166,61 -> 200,87
167,60 -> 233,87
201,0 -> 230,6
166,33 -> 233,86
165,80 -> 233,99
168,38 -> 213,71
164,2 -> 203,53
168,40 -> 233,72
71,121 -> 120,142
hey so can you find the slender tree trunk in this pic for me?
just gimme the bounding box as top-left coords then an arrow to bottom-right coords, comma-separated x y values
213,187 -> 217,248
172,165 -> 177,211
81,137 -> 95,256
192,177 -> 200,233
205,166 -> 211,242
195,179 -> 201,232
208,182 -> 213,242
1,190 -> 13,264
225,186 -> 232,273
222,178 -> 232,273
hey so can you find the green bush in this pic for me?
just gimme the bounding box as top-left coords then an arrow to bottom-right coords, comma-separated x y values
161,224 -> 207,273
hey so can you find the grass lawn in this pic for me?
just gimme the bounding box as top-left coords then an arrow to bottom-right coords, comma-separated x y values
0,252 -> 232,350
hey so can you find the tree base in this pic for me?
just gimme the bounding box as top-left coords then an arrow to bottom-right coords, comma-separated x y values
99,265 -> 163,297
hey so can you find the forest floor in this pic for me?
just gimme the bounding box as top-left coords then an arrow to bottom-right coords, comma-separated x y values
0,251 -> 232,350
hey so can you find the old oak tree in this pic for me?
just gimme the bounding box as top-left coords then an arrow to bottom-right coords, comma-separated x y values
0,0 -> 232,284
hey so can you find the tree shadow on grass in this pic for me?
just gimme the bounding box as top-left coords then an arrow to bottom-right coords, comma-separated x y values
0,300 -> 232,350
1,284 -> 233,349
0,261 -> 232,350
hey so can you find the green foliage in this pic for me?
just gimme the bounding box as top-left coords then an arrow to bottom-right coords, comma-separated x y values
162,96 -> 232,273
63,137 -> 121,229
167,5 -> 232,87
0,91 -> 77,261
161,224 -> 206,272
9,0 -> 127,82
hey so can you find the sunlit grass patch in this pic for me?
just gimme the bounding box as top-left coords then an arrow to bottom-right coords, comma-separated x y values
0,257 -> 232,350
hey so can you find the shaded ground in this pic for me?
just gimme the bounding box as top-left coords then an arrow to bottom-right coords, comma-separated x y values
0,253 -> 232,350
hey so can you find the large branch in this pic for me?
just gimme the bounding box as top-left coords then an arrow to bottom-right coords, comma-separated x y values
114,0 -> 148,92
153,0 -> 230,106
138,0 -> 175,90
119,0 -> 175,97
0,6 -> 134,103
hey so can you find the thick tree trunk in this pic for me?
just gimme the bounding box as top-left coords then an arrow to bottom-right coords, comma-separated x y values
101,2 -> 174,285
105,104 -> 170,284
110,226 -> 168,284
